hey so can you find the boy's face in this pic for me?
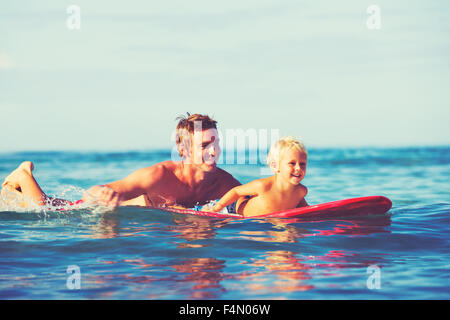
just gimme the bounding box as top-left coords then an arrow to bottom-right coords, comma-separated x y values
189,128 -> 221,171
277,148 -> 307,185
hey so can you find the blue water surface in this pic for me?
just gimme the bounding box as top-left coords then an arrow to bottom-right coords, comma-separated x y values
0,147 -> 449,299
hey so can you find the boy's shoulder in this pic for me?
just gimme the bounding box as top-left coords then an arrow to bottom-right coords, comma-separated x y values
298,183 -> 308,195
255,176 -> 276,191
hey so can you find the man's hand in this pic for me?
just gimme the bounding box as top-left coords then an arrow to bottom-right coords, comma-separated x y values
82,185 -> 121,208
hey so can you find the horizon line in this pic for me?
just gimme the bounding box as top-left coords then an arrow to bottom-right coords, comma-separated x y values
1,143 -> 449,154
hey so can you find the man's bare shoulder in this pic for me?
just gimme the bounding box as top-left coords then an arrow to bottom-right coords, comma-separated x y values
134,161 -> 178,186
140,161 -> 177,172
158,160 -> 179,170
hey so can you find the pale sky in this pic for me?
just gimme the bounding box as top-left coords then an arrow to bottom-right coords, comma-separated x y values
0,0 -> 449,151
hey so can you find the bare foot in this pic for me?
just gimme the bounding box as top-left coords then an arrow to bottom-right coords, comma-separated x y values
1,175 -> 26,208
0,182 -> 23,204
1,161 -> 35,191
18,161 -> 34,175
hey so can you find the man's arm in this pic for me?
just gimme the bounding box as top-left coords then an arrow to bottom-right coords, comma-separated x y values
83,164 -> 165,207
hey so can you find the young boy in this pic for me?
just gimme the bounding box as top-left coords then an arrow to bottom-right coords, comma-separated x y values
210,136 -> 309,217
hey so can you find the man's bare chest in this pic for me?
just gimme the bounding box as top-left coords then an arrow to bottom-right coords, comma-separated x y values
147,179 -> 222,208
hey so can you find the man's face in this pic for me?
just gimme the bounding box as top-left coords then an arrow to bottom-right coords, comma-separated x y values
190,128 -> 221,171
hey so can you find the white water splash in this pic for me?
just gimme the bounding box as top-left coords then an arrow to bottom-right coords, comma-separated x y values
0,185 -> 115,215
0,187 -> 43,213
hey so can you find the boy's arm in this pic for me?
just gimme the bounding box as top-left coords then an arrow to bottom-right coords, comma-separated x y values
212,179 -> 262,212
296,185 -> 309,207
296,198 -> 309,207
83,165 -> 165,207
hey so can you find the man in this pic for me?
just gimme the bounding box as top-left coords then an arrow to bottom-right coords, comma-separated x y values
1,113 -> 241,209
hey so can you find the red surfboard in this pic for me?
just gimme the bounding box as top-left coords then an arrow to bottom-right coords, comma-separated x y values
150,196 -> 392,220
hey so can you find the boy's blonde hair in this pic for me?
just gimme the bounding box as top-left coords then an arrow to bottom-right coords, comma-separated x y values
267,136 -> 307,172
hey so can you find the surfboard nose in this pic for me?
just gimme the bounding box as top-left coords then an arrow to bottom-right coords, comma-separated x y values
373,196 -> 393,213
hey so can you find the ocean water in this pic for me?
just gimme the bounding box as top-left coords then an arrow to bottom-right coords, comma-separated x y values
0,147 -> 449,299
